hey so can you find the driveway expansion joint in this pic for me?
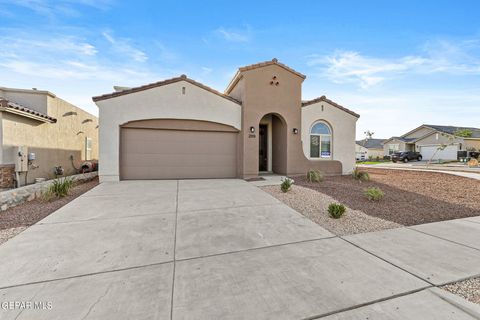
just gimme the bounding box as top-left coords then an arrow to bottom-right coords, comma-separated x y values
407,226 -> 480,252
170,180 -> 179,320
339,235 -> 435,286
301,286 -> 432,320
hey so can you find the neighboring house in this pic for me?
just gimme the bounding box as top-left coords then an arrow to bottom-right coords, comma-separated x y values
0,87 -> 99,188
93,59 -> 359,181
383,124 -> 480,160
355,139 -> 386,160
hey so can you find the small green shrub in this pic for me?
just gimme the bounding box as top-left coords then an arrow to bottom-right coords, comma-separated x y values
280,177 -> 294,193
306,169 -> 323,183
352,167 -> 370,181
364,187 -> 385,201
48,177 -> 74,198
328,203 -> 346,219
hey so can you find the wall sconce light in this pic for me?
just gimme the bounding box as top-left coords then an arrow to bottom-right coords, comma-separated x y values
250,126 -> 255,133
293,128 -> 299,134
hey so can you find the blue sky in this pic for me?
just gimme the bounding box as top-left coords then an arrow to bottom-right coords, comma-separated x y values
0,0 -> 479,138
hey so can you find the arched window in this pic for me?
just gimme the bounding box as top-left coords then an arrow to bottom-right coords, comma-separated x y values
310,121 -> 332,158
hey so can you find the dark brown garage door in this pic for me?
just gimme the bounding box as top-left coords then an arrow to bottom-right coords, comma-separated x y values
120,123 -> 237,180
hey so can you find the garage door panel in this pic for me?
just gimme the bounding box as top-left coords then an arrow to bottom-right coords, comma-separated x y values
120,128 -> 237,180
419,145 -> 458,161
122,154 -> 237,167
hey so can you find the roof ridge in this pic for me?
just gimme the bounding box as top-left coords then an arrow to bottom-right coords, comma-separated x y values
302,95 -> 360,118
237,58 -> 306,79
92,75 -> 241,105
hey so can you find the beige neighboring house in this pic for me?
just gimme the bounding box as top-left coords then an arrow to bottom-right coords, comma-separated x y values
355,139 -> 386,160
0,87 -> 99,188
383,124 -> 480,160
93,59 -> 360,182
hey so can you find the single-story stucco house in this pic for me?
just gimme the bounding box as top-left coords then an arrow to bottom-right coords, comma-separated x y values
355,139 -> 386,160
383,124 -> 480,160
0,87 -> 99,188
93,59 -> 359,181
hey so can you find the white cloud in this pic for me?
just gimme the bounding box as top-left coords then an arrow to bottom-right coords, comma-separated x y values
0,0 -> 112,17
102,31 -> 148,62
215,26 -> 251,42
308,39 -> 480,88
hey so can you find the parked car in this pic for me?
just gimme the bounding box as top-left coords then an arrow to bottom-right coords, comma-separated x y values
391,151 -> 422,163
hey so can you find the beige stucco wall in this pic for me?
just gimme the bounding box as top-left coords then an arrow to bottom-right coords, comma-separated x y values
2,96 -> 98,185
302,101 -> 357,174
0,88 -> 51,115
95,80 -> 242,182
383,139 -> 407,155
414,132 -> 463,148
356,144 -> 383,159
464,139 -> 480,150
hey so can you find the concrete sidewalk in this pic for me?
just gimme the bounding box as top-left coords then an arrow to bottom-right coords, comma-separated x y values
0,179 -> 479,319
359,163 -> 480,181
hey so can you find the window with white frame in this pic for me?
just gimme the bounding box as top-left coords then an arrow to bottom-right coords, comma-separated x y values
85,137 -> 93,160
310,121 -> 332,158
388,143 -> 399,155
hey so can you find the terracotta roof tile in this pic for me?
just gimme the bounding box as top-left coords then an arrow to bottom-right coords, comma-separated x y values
302,95 -> 360,118
238,58 -> 306,79
0,98 -> 57,122
92,75 -> 241,105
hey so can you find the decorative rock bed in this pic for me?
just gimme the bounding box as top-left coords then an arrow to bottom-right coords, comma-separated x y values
0,172 -> 97,211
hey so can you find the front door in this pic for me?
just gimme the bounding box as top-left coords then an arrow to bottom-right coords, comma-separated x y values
259,124 -> 268,171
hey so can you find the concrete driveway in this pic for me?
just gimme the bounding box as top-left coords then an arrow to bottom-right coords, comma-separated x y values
0,179 -> 479,319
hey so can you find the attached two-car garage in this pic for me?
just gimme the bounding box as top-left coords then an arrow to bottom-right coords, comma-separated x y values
418,145 -> 459,161
120,119 -> 238,180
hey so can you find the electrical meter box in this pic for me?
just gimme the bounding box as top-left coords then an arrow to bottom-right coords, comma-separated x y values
14,146 -> 28,172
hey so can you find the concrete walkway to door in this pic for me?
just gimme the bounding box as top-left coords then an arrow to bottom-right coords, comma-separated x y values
0,179 -> 479,319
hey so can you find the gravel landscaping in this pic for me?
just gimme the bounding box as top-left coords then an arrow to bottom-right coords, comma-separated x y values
296,169 -> 480,226
0,177 -> 99,244
442,277 -> 480,305
261,185 -> 401,235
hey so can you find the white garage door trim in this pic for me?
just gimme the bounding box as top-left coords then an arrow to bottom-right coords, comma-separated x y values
120,119 -> 238,180
419,144 -> 459,161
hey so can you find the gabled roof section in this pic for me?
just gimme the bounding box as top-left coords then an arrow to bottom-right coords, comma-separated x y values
0,98 -> 57,123
383,136 -> 417,144
225,58 -> 306,94
92,75 -> 241,105
356,138 -> 387,149
423,124 -> 480,139
302,95 -> 360,118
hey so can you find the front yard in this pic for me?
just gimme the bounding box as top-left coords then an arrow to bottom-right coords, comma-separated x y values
297,168 -> 480,226
262,168 -> 480,235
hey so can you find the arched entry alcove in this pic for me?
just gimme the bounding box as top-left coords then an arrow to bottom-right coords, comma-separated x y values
258,113 -> 287,174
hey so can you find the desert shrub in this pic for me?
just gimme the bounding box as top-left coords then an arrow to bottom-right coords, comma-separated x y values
352,167 -> 370,181
328,203 -> 346,219
306,169 -> 323,183
364,187 -> 384,201
48,177 -> 74,198
280,177 -> 294,193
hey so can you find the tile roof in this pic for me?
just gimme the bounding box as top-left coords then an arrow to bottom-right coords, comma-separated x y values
238,58 -> 306,79
356,138 -> 387,149
301,95 -> 360,118
92,75 -> 242,104
424,125 -> 480,139
0,98 -> 57,122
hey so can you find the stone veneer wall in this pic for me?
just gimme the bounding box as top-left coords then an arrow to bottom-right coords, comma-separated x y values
0,171 -> 97,211
0,165 -> 15,188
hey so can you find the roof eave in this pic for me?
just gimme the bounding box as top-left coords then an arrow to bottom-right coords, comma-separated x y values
0,106 -> 56,123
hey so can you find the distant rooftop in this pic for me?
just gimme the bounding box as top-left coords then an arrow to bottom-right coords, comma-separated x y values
356,138 -> 387,149
424,125 -> 480,138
